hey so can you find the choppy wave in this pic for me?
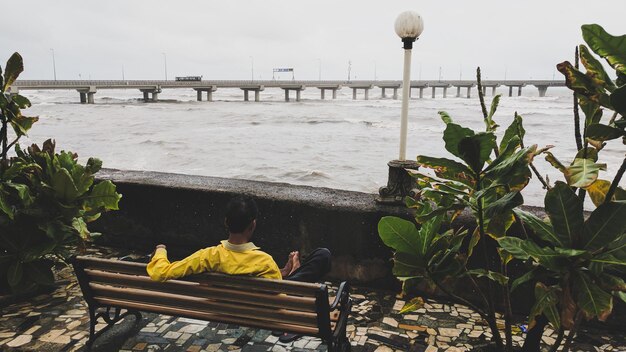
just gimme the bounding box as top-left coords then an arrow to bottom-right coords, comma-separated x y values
17,86 -> 615,208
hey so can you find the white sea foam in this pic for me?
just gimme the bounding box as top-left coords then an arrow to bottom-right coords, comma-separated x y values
17,87 -> 624,207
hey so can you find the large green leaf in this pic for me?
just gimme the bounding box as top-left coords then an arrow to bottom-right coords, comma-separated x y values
586,123 -> 624,141
399,297 -> 425,314
23,260 -> 55,286
378,216 -> 421,255
486,94 -> 501,131
84,180 -> 121,210
51,168 -> 80,202
4,182 -> 33,206
583,201 -> 626,251
393,252 -> 424,277
458,133 -> 496,173
529,283 -> 560,330
7,261 -> 23,288
416,156 -> 474,185
484,191 -> 523,218
572,270 -> 613,321
3,52 -> 23,91
582,24 -> 626,75
497,237 -> 565,272
467,269 -> 509,286
510,268 -> 539,292
0,190 -> 14,219
544,181 -> 584,247
544,151 -> 566,173
579,45 -> 616,92
500,113 -> 525,154
587,179 -> 612,206
610,85 -> 626,117
442,122 -> 475,159
484,145 -> 534,179
579,96 -> 603,127
557,61 -> 612,108
514,209 -> 562,247
417,214 -> 443,257
565,158 -> 606,188
10,115 -> 38,137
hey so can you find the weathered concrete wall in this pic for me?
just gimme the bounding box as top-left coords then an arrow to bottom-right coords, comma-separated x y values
92,169 -> 412,286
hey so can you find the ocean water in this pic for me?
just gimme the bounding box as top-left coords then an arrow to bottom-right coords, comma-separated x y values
17,86 -> 624,207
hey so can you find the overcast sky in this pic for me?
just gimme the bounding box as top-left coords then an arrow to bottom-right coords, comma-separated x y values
1,0 -> 624,81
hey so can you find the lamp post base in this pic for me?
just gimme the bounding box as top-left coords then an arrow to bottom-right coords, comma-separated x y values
376,160 -> 420,205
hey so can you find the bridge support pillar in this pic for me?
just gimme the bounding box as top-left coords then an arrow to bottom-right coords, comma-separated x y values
151,92 -> 159,102
207,91 -> 213,102
87,92 -> 95,104
419,87 -> 424,99
352,89 -> 357,100
255,90 -> 260,102
197,90 -> 203,101
482,86 -> 487,96
285,90 -> 290,102
244,90 -> 249,101
79,92 -> 87,104
296,90 -> 301,102
443,87 -> 448,98
518,86 -> 523,96
491,86 -> 496,96
432,87 -> 436,98
143,91 -> 150,101
332,89 -> 337,99
508,86 -> 513,97
381,87 -> 386,98
321,89 -> 325,100
393,88 -> 398,100
537,86 -> 548,97
467,87 -> 471,98
456,86 -> 461,98
364,89 -> 369,100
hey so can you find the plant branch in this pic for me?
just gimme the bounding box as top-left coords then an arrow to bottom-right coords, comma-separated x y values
604,156 -> 626,205
502,263 -> 513,352
609,111 -> 618,126
474,172 -> 505,351
549,328 -> 565,352
516,114 -> 550,190
573,46 -> 583,152
562,311 -> 583,352
477,67 -> 489,125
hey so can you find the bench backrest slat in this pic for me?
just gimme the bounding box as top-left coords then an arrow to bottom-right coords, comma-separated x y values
84,269 -> 317,312
94,297 -> 320,336
89,283 -> 318,327
78,256 -> 322,296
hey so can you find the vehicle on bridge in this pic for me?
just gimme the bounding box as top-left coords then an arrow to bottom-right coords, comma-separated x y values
175,76 -> 202,82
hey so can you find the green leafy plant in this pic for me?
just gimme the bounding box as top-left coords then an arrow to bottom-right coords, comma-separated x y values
378,24 -> 626,352
380,67 -> 541,351
0,52 -> 122,294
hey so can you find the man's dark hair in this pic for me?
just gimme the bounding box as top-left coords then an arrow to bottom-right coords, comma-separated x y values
225,196 -> 258,233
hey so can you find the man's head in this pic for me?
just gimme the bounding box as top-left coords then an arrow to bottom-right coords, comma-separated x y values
224,196 -> 258,238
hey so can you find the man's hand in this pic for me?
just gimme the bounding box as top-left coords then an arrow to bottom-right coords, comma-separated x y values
280,251 -> 301,278
150,244 -> 167,260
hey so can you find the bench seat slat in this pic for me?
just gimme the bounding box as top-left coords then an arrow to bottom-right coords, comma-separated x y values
85,269 -> 317,312
90,283 -> 319,327
77,256 -> 322,296
93,297 -> 320,336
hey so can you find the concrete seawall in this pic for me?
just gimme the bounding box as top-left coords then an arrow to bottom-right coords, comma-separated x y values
92,168 -> 413,286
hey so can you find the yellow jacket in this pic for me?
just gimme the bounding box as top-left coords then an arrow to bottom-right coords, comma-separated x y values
147,240 -> 282,281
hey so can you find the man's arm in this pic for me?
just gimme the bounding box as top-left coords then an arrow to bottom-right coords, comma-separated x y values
146,244 -> 212,282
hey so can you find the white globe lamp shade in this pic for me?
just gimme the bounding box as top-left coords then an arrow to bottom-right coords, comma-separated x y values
394,11 -> 424,40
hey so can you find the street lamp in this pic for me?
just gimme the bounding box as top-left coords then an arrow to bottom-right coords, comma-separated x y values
395,11 -> 423,161
377,10 -> 424,204
50,48 -> 57,81
162,53 -> 168,81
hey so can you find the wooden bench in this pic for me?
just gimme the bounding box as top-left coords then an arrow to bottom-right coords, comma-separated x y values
72,256 -> 352,351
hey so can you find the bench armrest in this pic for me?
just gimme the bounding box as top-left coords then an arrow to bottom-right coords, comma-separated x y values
330,281 -> 350,310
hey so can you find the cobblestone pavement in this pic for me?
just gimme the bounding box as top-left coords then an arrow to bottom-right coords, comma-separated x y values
1,246 -> 625,352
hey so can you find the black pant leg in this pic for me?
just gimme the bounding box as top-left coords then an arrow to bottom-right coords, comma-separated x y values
284,248 -> 331,282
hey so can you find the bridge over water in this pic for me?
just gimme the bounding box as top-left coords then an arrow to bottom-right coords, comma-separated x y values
11,79 -> 565,104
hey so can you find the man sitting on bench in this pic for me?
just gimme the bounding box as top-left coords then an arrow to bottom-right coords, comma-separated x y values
146,196 -> 332,341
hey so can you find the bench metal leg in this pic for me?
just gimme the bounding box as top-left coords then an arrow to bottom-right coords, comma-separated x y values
85,305 -> 142,350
